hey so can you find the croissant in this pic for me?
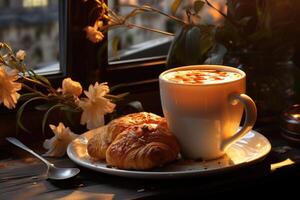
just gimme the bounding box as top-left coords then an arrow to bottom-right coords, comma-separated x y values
106,120 -> 180,170
86,125 -> 109,160
87,112 -> 162,160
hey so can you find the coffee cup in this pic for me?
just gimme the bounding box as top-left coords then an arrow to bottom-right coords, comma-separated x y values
159,65 -> 257,160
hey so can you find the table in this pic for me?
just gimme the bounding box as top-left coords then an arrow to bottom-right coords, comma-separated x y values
1,125 -> 300,199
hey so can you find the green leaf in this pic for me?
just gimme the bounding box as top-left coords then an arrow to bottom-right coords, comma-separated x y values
27,69 -> 37,79
109,83 -> 127,92
105,92 -> 130,101
42,104 -> 64,135
185,26 -> 202,64
35,102 -> 55,111
166,26 -> 187,68
27,69 -> 51,86
28,69 -> 36,76
171,0 -> 182,15
60,105 -> 82,113
16,96 -> 46,133
237,17 -> 252,26
19,93 -> 39,101
64,111 -> 75,126
113,92 -> 130,99
200,33 -> 214,57
112,36 -> 120,57
194,0 -> 205,13
35,75 -> 51,86
96,40 -> 108,66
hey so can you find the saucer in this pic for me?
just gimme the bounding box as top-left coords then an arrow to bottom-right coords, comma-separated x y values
67,129 -> 271,179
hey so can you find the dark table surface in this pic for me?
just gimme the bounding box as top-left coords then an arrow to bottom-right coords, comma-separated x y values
1,124 -> 300,199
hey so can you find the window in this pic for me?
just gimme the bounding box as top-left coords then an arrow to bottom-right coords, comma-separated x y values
108,0 -> 174,63
108,0 -> 226,64
23,0 -> 48,7
0,0 -> 60,75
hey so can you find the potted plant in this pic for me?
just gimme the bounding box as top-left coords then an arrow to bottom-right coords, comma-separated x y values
216,0 -> 300,122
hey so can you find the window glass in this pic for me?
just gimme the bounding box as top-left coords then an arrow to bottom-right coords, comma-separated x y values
0,0 -> 60,75
108,0 -> 226,63
108,0 -> 174,62
0,0 -> 9,7
23,0 -> 48,7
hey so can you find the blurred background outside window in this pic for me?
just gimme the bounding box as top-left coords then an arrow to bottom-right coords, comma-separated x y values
0,0 -> 59,75
108,0 -> 226,63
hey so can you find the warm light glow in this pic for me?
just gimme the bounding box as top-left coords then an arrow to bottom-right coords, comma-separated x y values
206,1 -> 227,23
271,158 -> 295,171
23,0 -> 48,7
52,191 -> 114,200
119,0 -> 137,4
291,114 -> 300,120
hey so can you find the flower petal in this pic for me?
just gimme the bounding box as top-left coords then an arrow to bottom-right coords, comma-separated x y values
79,82 -> 115,130
43,123 -> 78,157
0,67 -> 21,109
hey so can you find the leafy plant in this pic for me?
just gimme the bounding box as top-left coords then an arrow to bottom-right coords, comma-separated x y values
0,42 -> 127,134
84,0 -> 218,68
215,0 -> 300,56
85,0 -> 300,61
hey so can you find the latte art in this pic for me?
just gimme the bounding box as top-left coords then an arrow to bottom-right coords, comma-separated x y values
163,69 -> 242,84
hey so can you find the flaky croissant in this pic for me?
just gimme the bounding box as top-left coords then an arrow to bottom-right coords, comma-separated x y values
87,112 -> 162,160
106,121 -> 180,170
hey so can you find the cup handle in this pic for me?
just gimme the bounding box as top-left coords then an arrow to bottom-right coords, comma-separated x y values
220,93 -> 257,151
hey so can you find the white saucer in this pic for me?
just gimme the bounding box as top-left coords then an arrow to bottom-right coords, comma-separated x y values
67,129 -> 271,179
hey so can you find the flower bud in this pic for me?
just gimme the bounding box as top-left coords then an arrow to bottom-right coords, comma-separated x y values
85,26 -> 104,43
16,50 -> 26,61
62,78 -> 82,97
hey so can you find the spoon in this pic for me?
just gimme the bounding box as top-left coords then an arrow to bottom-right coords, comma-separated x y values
6,137 -> 80,180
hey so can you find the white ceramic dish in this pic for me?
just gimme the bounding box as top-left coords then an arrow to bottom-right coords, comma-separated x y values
67,129 -> 271,179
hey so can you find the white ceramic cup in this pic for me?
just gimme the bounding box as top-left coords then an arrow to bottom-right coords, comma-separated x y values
159,65 -> 257,160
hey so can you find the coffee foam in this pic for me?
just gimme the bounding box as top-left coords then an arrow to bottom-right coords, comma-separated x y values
162,69 -> 242,84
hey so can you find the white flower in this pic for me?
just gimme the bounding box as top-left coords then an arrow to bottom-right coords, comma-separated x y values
43,123 -> 78,157
84,26 -> 104,43
16,50 -> 26,61
0,67 -> 21,109
78,82 -> 115,130
62,77 -> 82,97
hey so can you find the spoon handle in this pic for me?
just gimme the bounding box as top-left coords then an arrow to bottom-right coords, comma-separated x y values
6,137 -> 52,167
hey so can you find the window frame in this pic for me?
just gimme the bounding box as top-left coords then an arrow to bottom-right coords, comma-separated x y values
72,0 -> 169,115
66,0 -> 166,92
0,0 -> 66,114
0,0 -> 166,136
0,0 -> 168,113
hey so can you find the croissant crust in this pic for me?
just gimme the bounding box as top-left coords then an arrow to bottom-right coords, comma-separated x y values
106,121 -> 180,170
87,112 -> 162,160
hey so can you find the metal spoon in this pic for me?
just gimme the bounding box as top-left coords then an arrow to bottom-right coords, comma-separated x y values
6,137 -> 80,180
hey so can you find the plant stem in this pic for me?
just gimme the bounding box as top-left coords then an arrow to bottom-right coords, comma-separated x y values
21,83 -> 47,98
205,0 -> 240,28
126,23 -> 175,36
22,76 -> 57,94
107,9 -> 121,22
101,21 -> 175,36
205,0 -> 227,20
121,4 -> 187,25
